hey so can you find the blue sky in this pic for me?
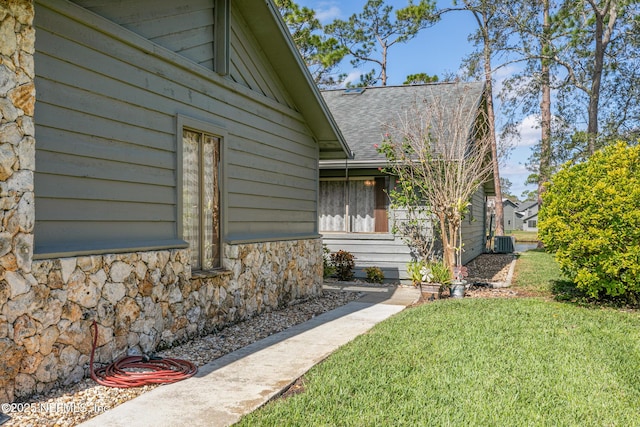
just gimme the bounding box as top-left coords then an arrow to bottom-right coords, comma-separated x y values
296,0 -> 538,199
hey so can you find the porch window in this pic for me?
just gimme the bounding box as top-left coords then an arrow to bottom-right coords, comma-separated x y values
319,177 -> 388,233
183,129 -> 221,270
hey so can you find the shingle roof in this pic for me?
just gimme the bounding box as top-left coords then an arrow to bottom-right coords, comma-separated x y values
320,81 -> 485,167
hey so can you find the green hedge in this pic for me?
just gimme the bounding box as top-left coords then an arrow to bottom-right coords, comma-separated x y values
539,142 -> 640,298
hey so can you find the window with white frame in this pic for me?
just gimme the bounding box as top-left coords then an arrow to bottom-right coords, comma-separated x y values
319,177 -> 388,233
182,128 -> 221,270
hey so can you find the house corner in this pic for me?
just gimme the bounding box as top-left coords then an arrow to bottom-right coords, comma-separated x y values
0,0 -> 36,403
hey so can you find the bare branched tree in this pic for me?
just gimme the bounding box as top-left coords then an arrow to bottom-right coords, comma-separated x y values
379,84 -> 493,272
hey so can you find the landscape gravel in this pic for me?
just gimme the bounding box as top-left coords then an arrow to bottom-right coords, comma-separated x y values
3,290 -> 361,427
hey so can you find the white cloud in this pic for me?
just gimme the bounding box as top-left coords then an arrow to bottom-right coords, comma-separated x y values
515,115 -> 541,147
341,70 -> 362,87
315,2 -> 342,23
501,162 -> 529,175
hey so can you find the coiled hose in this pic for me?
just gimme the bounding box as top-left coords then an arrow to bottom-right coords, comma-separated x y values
90,320 -> 197,388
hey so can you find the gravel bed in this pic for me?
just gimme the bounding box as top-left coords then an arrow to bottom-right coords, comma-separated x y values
465,254 -> 527,299
4,290 -> 361,427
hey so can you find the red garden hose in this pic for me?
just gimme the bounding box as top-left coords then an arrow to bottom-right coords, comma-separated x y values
90,320 -> 197,388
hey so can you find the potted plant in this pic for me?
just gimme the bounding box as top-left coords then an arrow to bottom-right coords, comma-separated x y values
407,259 -> 451,300
450,265 -> 469,298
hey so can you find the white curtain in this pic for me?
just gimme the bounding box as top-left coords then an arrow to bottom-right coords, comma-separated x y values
319,180 -> 375,232
202,134 -> 220,269
319,181 -> 346,231
349,180 -> 375,232
183,130 -> 200,268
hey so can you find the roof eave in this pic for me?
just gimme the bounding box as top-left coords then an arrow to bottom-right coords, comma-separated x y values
237,0 -> 352,160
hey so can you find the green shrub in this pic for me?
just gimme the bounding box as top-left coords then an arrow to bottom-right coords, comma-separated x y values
331,250 -> 355,281
406,259 -> 451,285
428,260 -> 452,285
322,245 -> 336,278
406,260 -> 424,285
363,266 -> 385,283
539,142 -> 640,298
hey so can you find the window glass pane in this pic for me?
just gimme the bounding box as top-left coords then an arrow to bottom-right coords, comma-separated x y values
183,130 -> 201,269
202,134 -> 220,269
319,181 -> 346,231
349,180 -> 375,232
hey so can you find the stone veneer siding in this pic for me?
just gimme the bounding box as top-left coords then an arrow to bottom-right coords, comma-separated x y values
0,0 -> 324,403
1,239 -> 322,402
1,0 -> 37,404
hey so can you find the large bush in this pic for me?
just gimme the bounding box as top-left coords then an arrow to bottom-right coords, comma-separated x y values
539,142 -> 640,298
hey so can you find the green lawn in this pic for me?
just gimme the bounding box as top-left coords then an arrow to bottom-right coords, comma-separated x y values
512,249 -> 562,296
506,229 -> 539,242
238,251 -> 640,426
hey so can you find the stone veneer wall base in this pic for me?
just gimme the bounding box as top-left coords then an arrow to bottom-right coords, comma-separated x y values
1,238 -> 322,402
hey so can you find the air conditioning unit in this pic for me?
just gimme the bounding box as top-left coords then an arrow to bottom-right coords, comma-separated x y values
494,236 -> 515,254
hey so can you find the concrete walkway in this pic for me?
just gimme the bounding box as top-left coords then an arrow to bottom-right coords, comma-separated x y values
80,284 -> 420,427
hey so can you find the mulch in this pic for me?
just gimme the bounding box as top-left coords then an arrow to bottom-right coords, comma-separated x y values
412,253 -> 545,303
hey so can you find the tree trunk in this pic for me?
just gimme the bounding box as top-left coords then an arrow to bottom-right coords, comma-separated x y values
381,42 -> 388,86
539,0 -> 552,205
481,13 -> 504,236
586,0 -> 616,156
587,8 -> 604,154
438,212 -> 456,273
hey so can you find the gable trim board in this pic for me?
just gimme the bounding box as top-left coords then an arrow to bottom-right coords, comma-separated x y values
214,0 -> 230,75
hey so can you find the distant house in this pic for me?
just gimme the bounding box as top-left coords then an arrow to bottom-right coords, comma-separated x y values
516,202 -> 539,231
0,0 -> 349,402
502,199 -> 522,232
487,198 -> 538,233
319,82 -> 495,282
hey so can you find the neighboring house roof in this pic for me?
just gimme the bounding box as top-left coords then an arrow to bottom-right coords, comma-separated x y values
517,201 -> 538,212
523,212 -> 538,222
242,0 -> 352,160
319,81 -> 485,168
515,201 -> 539,217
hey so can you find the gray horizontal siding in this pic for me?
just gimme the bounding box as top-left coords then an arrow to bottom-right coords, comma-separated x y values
34,0 -> 319,256
460,187 -> 487,264
71,0 -> 215,68
322,233 -> 413,283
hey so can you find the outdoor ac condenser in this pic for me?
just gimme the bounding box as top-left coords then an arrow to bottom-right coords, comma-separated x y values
494,236 -> 515,254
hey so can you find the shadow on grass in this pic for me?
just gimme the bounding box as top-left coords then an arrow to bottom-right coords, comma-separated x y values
550,279 -> 640,310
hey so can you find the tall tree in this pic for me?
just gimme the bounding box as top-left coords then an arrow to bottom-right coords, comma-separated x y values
325,0 -> 439,86
404,72 -> 439,85
275,0 -> 347,88
538,0 -> 553,204
454,0 -> 515,236
553,0 -> 631,155
501,0 -> 639,201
